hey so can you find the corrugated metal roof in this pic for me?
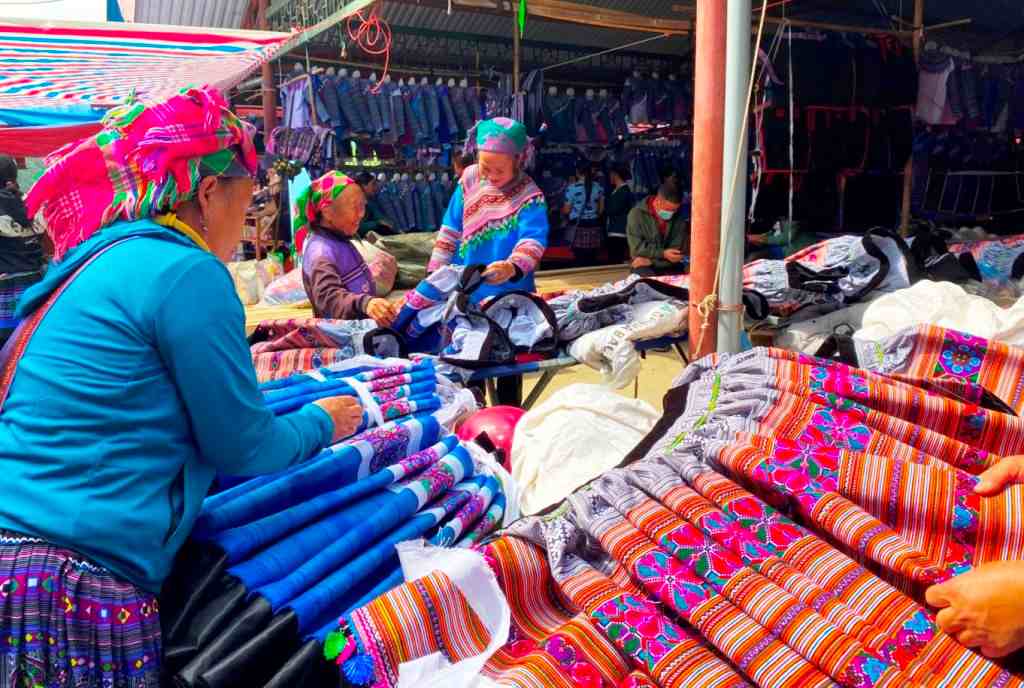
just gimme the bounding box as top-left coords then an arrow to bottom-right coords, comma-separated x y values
132,0 -> 250,29
378,3 -> 689,56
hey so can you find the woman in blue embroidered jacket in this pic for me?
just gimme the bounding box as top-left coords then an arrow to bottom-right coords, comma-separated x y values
0,87 -> 363,687
427,117 -> 549,302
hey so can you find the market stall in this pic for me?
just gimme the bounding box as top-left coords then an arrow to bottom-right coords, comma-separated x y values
4,1 -> 1024,687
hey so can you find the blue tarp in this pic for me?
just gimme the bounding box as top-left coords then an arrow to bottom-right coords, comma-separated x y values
0,105 -> 104,128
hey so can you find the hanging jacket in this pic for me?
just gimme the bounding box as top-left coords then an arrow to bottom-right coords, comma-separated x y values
336,78 -> 367,133
437,85 -> 459,136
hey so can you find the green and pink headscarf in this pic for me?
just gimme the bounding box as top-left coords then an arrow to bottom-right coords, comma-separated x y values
470,117 -> 529,158
25,86 -> 257,261
290,171 -> 356,254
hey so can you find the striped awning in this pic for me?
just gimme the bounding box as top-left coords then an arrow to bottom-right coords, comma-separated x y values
0,19 -> 293,111
0,19 -> 296,156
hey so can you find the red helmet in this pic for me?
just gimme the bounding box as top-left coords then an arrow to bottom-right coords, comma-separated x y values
457,406 -> 526,469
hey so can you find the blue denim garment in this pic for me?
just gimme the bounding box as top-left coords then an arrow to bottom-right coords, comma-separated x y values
437,85 -> 459,137
400,88 -> 419,143
398,178 -> 418,230
420,85 -> 440,142
451,86 -> 474,133
336,78 -> 367,133
318,76 -> 343,128
544,94 -> 574,143
430,180 -> 450,223
311,75 -> 332,126
349,78 -> 374,133
385,83 -> 405,138
415,180 -> 437,230
382,181 -> 408,231
364,84 -> 388,133
404,87 -> 428,143
378,183 -> 403,231
375,186 -> 404,231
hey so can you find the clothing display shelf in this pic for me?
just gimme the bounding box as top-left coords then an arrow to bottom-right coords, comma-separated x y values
919,170 -> 1024,221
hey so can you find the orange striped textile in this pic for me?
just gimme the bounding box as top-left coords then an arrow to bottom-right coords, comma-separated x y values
252,348 -> 351,383
853,325 -> 1024,414
335,338 -> 1024,688
346,569 -> 491,688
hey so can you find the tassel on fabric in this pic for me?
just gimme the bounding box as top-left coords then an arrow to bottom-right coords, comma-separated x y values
342,653 -> 375,685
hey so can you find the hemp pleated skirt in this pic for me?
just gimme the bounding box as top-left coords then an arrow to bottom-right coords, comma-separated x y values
0,530 -> 162,688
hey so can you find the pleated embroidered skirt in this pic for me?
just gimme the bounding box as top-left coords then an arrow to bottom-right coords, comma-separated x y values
0,531 -> 162,688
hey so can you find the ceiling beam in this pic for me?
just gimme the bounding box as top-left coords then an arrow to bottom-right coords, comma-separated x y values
366,0 -> 691,35
525,0 -> 690,34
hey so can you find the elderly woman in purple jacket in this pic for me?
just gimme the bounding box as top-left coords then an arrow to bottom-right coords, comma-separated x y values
293,171 -> 397,326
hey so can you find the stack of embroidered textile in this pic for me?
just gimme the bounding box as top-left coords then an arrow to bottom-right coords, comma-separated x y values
250,318 -> 406,384
544,274 -> 765,387
160,361 -> 510,687
653,229 -> 919,324
260,359 -> 443,429
327,325 -> 1024,688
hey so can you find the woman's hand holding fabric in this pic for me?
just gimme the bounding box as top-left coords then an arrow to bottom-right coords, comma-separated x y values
974,455 -> 1024,495
314,395 -> 364,442
926,560 -> 1024,658
367,298 -> 397,327
483,260 -> 515,285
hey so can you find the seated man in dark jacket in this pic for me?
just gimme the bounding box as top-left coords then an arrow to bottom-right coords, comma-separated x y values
625,183 -> 690,276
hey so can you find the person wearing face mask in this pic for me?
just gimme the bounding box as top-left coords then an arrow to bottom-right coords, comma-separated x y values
295,171 -> 398,326
626,182 -> 690,276
428,117 -> 549,302
0,88 -> 363,686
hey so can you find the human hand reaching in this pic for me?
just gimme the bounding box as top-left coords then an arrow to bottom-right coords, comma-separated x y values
367,298 -> 397,327
483,260 -> 516,285
313,395 -> 364,442
926,560 -> 1024,658
974,455 -> 1024,496
663,249 -> 684,264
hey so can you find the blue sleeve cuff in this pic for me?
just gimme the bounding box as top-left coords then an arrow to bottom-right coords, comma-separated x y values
300,403 -> 336,448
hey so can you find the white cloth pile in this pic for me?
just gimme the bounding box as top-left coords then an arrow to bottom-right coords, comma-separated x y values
855,280 -> 1024,347
568,300 -> 688,388
511,384 -> 660,515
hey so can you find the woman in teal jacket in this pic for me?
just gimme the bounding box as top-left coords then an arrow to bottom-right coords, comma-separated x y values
0,87 -> 362,688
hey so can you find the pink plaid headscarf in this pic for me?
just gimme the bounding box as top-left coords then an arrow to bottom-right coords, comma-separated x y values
25,86 -> 257,260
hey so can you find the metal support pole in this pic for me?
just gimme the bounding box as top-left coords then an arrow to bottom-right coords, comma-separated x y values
512,1 -> 522,92
899,0 -> 924,235
718,0 -> 751,354
689,0 -> 727,359
259,0 -> 278,133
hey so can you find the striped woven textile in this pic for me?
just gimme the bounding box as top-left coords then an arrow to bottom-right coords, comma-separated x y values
854,324 -> 1024,415
0,20 -> 293,156
334,336 -> 1024,688
0,530 -> 162,688
0,20 -> 292,111
253,348 -> 352,383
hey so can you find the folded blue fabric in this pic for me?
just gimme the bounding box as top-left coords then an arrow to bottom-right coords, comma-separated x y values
192,415 -> 440,537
